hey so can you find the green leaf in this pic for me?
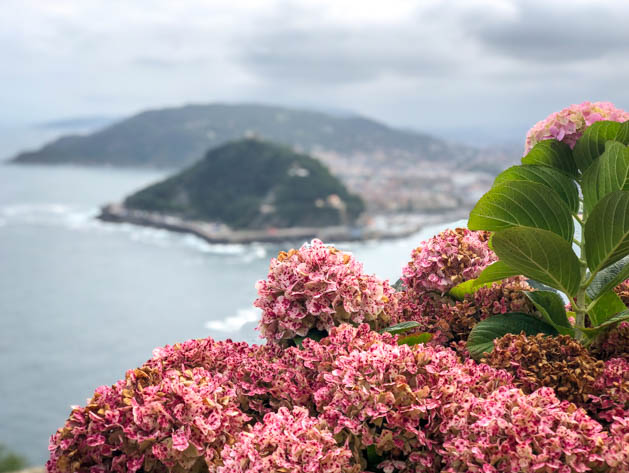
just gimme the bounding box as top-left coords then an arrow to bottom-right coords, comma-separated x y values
380,321 -> 420,335
397,332 -> 433,346
366,446 -> 384,469
573,120 -> 629,172
492,227 -> 581,297
588,290 -> 627,327
449,279 -> 479,300
584,191 -> 629,273
581,141 -> 629,214
580,309 -> 629,337
468,181 -> 574,242
494,165 -> 579,213
524,290 -> 574,335
521,139 -> 577,177
467,313 -> 558,359
449,261 -> 521,300
526,279 -> 561,293
587,255 -> 629,300
474,260 -> 521,285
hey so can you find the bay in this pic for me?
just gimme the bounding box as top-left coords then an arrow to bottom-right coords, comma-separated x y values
0,161 -> 459,465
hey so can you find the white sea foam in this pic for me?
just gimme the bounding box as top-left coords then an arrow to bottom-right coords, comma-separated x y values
0,203 -> 98,228
0,202 -> 268,256
204,308 -> 261,332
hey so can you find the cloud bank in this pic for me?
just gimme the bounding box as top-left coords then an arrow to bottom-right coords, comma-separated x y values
1,0 -> 628,144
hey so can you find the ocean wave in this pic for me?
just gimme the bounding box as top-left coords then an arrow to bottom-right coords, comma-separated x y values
204,308 -> 260,332
0,202 -> 269,257
0,203 -> 97,228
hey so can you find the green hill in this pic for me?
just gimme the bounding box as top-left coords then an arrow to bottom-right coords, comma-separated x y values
123,139 -> 365,229
11,103 -> 477,168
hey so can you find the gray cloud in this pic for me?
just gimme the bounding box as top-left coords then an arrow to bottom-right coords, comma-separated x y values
463,1 -> 629,63
0,0 -> 628,145
240,23 -> 458,84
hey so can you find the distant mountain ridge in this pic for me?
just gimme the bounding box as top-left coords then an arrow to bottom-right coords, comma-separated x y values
11,103 -> 479,168
123,139 -> 365,229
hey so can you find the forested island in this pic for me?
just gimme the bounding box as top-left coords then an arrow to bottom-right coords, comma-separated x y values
98,139 -> 421,243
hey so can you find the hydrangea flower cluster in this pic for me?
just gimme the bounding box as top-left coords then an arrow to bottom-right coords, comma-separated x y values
390,277 -> 533,350
485,333 -> 604,405
524,101 -> 629,153
314,331 -> 514,472
401,228 -> 496,294
47,367 -> 249,473
439,387 -> 608,473
219,407 -> 359,473
48,323 -> 629,473
589,357 -> 629,423
255,239 -> 394,343
592,321 -> 629,361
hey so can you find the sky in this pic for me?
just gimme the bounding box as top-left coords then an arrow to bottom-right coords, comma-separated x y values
1,0 -> 629,145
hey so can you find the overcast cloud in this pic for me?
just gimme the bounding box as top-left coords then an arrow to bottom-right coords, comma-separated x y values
1,0 -> 628,144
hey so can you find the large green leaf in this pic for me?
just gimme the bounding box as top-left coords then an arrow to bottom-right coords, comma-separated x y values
467,313 -> 558,359
492,227 -> 581,297
581,141 -> 629,215
524,290 -> 574,335
449,261 -> 521,299
474,260 -> 521,286
521,139 -> 577,177
581,310 -> 629,339
449,279 -> 480,300
588,290 -> 627,327
587,255 -> 629,300
584,191 -> 629,273
468,181 -> 574,241
494,165 -> 579,213
573,120 -> 629,172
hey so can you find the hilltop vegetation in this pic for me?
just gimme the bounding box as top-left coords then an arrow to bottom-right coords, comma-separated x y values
124,139 -> 365,229
12,103 -> 477,168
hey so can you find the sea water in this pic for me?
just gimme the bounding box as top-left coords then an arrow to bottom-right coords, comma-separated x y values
0,161 -> 460,465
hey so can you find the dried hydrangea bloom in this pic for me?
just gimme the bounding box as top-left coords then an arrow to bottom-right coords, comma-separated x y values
440,277 -> 534,342
390,277 -> 533,350
401,228 -> 496,295
219,407 -> 360,473
524,101 -> 629,153
483,333 -> 604,405
47,368 -> 249,473
615,279 -> 629,306
255,239 -> 394,343
591,321 -> 629,361
439,386 -> 609,473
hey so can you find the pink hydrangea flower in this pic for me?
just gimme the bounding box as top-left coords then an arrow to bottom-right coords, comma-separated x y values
314,326 -> 513,472
588,357 -> 629,423
219,406 -> 360,473
440,387 -> 609,473
254,239 -> 395,343
525,101 -> 629,153
401,228 -> 497,295
47,366 -> 249,473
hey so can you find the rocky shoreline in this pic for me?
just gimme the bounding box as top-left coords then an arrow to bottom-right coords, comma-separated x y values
98,203 -> 463,245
